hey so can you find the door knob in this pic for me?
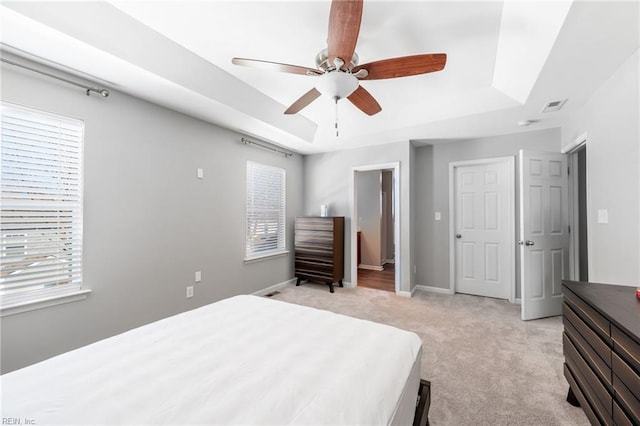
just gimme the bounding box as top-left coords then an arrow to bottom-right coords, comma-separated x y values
518,240 -> 535,246
455,234 -> 462,239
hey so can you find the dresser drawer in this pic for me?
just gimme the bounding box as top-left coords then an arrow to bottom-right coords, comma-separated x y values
613,399 -> 635,426
564,333 -> 613,423
564,314 -> 612,391
612,325 -> 640,374
613,373 -> 640,424
564,288 -> 611,343
612,351 -> 640,424
564,301 -> 612,369
295,218 -> 335,232
296,246 -> 333,262
613,351 -> 640,400
564,364 -> 603,426
295,257 -> 334,271
295,234 -> 334,248
295,258 -> 336,280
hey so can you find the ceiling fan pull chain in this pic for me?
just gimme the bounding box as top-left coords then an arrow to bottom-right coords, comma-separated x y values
334,97 -> 339,137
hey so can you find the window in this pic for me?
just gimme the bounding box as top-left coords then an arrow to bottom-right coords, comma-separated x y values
245,161 -> 286,260
1,102 -> 84,310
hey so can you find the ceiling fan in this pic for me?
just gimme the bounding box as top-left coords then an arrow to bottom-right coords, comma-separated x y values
232,0 -> 447,117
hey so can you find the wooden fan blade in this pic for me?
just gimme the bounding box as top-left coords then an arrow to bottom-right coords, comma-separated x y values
284,88 -> 322,114
353,53 -> 447,80
347,85 -> 381,116
232,58 -> 322,76
327,0 -> 363,70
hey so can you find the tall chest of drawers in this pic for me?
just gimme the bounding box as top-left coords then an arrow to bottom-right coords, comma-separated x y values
562,281 -> 640,425
294,217 -> 344,293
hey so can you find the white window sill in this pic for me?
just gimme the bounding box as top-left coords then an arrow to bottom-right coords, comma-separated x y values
244,250 -> 290,264
1,289 -> 92,317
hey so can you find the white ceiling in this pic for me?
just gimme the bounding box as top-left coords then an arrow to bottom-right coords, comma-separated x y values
1,1 -> 638,154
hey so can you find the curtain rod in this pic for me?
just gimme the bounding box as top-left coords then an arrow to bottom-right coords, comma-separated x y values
1,58 -> 110,98
241,137 -> 294,158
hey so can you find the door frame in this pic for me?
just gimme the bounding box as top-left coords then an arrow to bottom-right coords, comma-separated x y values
563,132 -> 591,281
349,162 -> 400,293
448,156 -> 516,303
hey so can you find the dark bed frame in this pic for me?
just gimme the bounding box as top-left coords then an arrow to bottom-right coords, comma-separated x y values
414,379 -> 431,426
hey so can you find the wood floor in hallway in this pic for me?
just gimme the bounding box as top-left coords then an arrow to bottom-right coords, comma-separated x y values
357,263 -> 395,292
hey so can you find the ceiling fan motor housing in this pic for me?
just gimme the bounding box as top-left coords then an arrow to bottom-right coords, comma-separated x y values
316,48 -> 359,71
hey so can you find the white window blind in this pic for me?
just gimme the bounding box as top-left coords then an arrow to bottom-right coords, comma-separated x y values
1,102 -> 84,309
246,161 -> 286,259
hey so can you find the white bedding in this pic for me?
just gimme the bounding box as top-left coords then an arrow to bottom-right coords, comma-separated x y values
1,295 -> 422,425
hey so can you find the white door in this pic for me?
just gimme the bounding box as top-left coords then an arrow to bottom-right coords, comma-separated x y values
519,150 -> 570,320
453,158 -> 514,300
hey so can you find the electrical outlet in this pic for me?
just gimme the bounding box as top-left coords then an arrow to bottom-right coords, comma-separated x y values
597,209 -> 608,224
195,271 -> 201,282
186,286 -> 194,298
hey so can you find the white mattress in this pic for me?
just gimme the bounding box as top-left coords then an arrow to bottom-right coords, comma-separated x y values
1,295 -> 422,425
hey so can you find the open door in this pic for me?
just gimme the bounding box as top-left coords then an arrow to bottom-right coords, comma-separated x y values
519,150 -> 570,320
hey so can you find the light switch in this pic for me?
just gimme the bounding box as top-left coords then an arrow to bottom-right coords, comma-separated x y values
435,212 -> 441,221
195,271 -> 202,282
597,209 -> 608,224
196,168 -> 204,179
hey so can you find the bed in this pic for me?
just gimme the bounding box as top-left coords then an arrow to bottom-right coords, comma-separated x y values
1,295 -> 423,425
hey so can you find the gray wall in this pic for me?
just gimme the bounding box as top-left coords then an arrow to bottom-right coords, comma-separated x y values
562,49 -> 640,285
303,142 -> 414,292
414,128 -> 561,293
1,63 -> 304,373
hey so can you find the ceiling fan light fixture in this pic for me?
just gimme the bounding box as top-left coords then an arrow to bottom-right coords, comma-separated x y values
315,71 -> 359,100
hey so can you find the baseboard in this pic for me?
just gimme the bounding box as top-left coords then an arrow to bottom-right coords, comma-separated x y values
358,264 -> 384,271
397,288 -> 416,298
383,259 -> 395,265
415,285 -> 454,295
252,278 -> 296,296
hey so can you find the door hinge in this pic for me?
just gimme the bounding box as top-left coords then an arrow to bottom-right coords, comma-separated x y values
568,225 -> 571,234
567,166 -> 570,176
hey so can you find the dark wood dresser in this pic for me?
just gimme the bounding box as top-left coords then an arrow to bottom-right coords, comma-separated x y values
562,280 -> 640,425
294,216 -> 344,293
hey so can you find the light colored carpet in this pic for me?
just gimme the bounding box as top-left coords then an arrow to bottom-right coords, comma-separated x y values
271,284 -> 589,426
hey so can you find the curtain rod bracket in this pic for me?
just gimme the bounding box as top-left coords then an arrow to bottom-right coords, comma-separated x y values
86,87 -> 110,97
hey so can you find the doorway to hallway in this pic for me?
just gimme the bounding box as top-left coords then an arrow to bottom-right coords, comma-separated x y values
358,263 -> 395,292
350,162 -> 400,293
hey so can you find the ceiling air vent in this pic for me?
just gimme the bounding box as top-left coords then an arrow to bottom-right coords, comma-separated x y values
541,99 -> 567,113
